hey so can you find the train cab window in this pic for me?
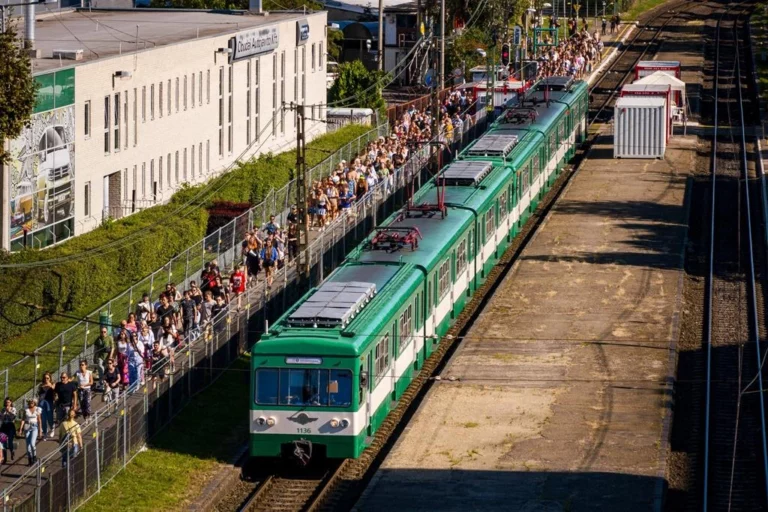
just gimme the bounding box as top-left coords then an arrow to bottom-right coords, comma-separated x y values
255,368 -> 278,405
254,368 -> 353,407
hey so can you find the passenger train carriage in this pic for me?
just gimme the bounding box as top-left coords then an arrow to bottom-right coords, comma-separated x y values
250,77 -> 589,462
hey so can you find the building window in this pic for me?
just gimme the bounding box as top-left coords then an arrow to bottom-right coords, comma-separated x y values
103,96 -> 110,153
167,152 -> 172,186
83,100 -> 91,139
374,334 -> 390,384
141,163 -> 146,199
175,77 -> 180,112
485,208 -> 495,241
113,93 -> 120,152
206,140 -> 210,172
438,259 -> 450,299
133,89 -> 138,145
167,79 -> 171,116
142,86 -> 146,122
319,41 -> 324,68
207,69 -> 211,104
183,148 -> 188,181
151,159 -> 156,198
191,145 -> 195,177
456,239 -> 467,274
127,166 -> 132,202
158,156 -> 163,189
280,51 -> 285,135
124,91 -> 128,149
191,74 -> 195,110
199,71 -> 203,105
184,75 -> 188,111
311,43 -> 316,71
150,85 -> 155,120
255,58 -> 260,141
302,46 -> 306,100
272,54 -> 277,137
175,150 -> 179,183
294,48 -> 298,127
84,182 -> 91,217
228,65 -> 233,154
246,60 -> 252,145
159,82 -> 163,118
218,66 -> 224,157
199,143 -> 203,176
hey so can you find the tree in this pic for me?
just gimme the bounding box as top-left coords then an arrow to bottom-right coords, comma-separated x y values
327,26 -> 344,62
328,60 -> 387,111
0,25 -> 37,164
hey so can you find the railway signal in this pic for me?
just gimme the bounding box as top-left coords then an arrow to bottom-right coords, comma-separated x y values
501,43 -> 511,67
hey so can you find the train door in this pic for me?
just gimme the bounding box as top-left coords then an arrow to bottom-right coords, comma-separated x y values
361,354 -> 372,437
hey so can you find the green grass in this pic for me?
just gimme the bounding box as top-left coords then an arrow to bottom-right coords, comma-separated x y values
753,4 -> 768,105
624,0 -> 668,21
0,124 -> 372,400
81,357 -> 251,511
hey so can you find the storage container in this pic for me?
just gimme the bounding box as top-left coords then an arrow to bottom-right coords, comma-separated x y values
620,83 -> 672,140
634,60 -> 681,80
614,96 -> 668,159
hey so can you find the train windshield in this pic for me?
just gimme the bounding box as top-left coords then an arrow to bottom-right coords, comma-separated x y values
255,368 -> 353,407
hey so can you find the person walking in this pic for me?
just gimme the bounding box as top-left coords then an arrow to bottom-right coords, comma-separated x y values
54,373 -> 78,425
38,372 -> 55,439
18,399 -> 42,466
93,326 -> 114,381
58,408 -> 82,469
601,17 -> 607,35
0,399 -> 17,462
75,360 -> 94,420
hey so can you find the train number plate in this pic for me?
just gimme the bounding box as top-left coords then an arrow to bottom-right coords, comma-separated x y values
296,428 -> 312,434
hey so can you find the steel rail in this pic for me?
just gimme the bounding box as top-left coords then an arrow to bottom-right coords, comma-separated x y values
703,4 -> 768,510
587,1 -> 693,127
733,10 -> 768,506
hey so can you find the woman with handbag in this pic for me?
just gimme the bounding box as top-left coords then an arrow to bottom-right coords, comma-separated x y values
0,398 -> 17,462
18,399 -> 42,466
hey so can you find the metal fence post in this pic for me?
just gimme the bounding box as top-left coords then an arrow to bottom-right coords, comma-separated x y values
128,287 -> 134,318
184,250 -> 190,287
33,353 -> 39,393
59,334 -> 65,370
67,440 -> 72,512
122,392 -> 127,467
216,227 -> 224,263
3,370 -> 7,406
95,413 -> 101,493
167,259 -> 173,285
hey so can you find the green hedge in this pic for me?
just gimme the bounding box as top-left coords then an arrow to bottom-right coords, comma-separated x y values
0,125 -> 371,374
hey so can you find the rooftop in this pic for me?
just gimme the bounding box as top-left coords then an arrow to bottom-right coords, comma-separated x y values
20,8 -> 314,73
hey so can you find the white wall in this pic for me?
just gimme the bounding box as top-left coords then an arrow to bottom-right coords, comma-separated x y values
72,12 -> 328,236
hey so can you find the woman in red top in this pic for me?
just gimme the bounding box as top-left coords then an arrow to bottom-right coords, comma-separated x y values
230,265 -> 247,308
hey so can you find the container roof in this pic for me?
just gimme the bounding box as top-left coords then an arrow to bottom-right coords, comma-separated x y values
615,96 -> 666,107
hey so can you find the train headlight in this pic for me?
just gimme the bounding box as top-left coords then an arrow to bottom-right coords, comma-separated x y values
257,416 -> 267,426
340,419 -> 350,428
266,417 -> 276,427
330,418 -> 340,428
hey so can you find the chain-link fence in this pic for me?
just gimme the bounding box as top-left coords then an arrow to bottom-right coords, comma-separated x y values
0,107 -> 489,511
2,123 -> 390,411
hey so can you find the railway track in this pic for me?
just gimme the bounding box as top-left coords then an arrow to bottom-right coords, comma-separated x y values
702,3 -> 768,511
213,6 -> 689,512
588,0 -> 693,126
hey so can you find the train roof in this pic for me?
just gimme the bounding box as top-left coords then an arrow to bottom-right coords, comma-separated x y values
255,263 -> 423,356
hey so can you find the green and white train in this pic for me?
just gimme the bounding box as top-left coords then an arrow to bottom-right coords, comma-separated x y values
250,77 -> 589,461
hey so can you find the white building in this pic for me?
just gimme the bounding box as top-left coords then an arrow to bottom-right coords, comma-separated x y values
0,7 -> 328,251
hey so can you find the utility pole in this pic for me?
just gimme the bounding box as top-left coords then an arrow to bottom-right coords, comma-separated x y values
289,102 -> 310,280
378,0 -> 384,71
430,0 -> 445,175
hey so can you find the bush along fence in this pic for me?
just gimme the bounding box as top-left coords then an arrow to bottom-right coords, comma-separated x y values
0,123 -> 388,408
0,108 -> 489,511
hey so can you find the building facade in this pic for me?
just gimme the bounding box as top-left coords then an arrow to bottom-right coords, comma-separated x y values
1,8 -> 328,251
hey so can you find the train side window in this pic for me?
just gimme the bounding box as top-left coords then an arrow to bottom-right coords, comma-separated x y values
485,209 -> 494,242
374,334 -> 390,384
416,294 -> 421,328
457,239 -> 467,274
438,259 -> 450,299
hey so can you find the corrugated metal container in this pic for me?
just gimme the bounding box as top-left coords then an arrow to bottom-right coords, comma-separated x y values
635,60 -> 681,80
614,97 -> 668,159
620,84 -> 672,141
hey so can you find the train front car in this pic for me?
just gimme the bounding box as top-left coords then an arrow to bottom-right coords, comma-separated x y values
250,280 -> 374,463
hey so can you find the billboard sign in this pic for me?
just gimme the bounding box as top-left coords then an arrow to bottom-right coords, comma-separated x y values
8,69 -> 76,251
230,26 -> 279,62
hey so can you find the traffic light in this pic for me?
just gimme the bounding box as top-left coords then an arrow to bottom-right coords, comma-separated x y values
501,43 -> 511,67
